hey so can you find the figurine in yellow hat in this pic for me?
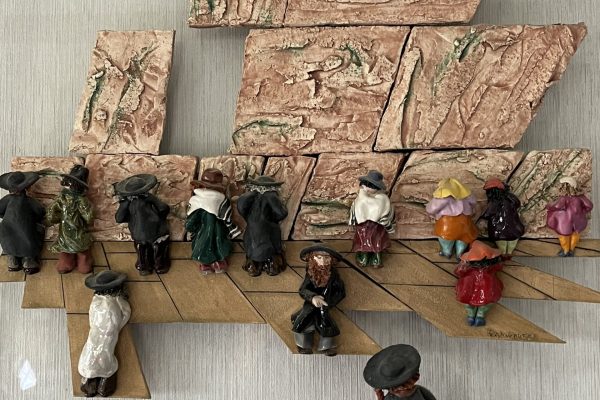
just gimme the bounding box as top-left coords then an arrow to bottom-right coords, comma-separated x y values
425,178 -> 478,259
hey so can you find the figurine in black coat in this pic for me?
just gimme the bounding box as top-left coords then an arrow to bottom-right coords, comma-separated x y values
291,246 -> 347,356
0,172 -> 45,274
237,176 -> 288,277
114,174 -> 171,275
364,344 -> 437,400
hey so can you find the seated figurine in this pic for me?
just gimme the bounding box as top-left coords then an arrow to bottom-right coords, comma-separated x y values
480,178 -> 524,256
349,170 -> 395,268
186,169 -> 241,274
237,175 -> 288,277
547,176 -> 593,257
0,172 -> 45,274
363,344 -> 437,400
291,245 -> 347,356
114,174 -> 171,275
455,241 -> 504,327
46,165 -> 94,274
78,270 -> 130,397
426,178 -> 478,259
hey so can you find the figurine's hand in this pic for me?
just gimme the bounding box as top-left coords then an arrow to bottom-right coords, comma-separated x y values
311,296 -> 328,308
374,389 -> 385,400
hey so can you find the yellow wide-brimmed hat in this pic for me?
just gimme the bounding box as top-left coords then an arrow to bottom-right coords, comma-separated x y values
433,178 -> 471,200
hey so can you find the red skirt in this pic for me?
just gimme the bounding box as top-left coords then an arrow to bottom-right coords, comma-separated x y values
352,220 -> 391,253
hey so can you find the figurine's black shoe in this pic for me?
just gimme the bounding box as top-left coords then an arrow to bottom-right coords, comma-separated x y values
558,250 -> 567,257
297,346 -> 313,354
466,317 -> 475,326
438,251 -> 453,259
81,377 -> 99,397
322,349 -> 337,357
474,317 -> 486,327
567,251 -> 575,257
97,373 -> 117,397
7,256 -> 22,271
355,252 -> 369,268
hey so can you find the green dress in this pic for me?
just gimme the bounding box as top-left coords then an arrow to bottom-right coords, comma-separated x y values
47,189 -> 93,253
186,208 -> 232,265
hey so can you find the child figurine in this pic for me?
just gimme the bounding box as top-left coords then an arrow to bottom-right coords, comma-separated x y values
78,270 -> 130,397
291,245 -> 347,356
547,176 -> 594,257
425,178 -> 478,259
480,178 -> 525,256
115,174 -> 171,275
0,172 -> 45,274
349,170 -> 395,268
186,168 -> 241,274
455,241 -> 504,327
363,344 -> 437,400
237,175 -> 288,277
47,165 -> 94,274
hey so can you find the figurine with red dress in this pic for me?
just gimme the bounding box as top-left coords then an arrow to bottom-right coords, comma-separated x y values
455,241 -> 504,327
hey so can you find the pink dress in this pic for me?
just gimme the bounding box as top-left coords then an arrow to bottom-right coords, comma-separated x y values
546,195 -> 593,235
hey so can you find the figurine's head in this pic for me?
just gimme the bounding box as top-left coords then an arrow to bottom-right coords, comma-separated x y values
483,178 -> 508,199
245,175 -> 283,194
0,171 -> 40,194
85,270 -> 128,298
433,178 -> 471,200
191,168 -> 227,194
300,245 -> 352,287
114,174 -> 158,198
60,165 -> 89,194
363,344 -> 422,393
460,241 -> 502,266
359,170 -> 386,194
559,176 -> 579,196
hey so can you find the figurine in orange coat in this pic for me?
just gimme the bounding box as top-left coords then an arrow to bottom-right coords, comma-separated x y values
455,241 -> 504,327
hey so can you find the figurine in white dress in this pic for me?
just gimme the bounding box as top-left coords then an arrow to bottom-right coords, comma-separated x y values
78,270 -> 130,397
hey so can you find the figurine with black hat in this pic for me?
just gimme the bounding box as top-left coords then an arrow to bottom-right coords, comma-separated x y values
237,175 -> 288,277
349,170 -> 395,268
455,240 -> 504,327
186,168 -> 241,274
0,171 -> 46,274
291,245 -> 347,356
363,344 -> 437,400
114,174 -> 171,275
46,164 -> 94,274
78,270 -> 131,397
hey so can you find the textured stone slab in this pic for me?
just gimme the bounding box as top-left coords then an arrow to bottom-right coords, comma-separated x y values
70,30 -> 175,155
509,149 -> 593,238
385,285 -> 563,343
246,292 -> 381,355
11,157 -> 85,240
85,154 -> 198,241
264,156 -> 315,239
390,150 -> 524,239
231,26 -> 410,156
376,24 -> 587,151
188,0 -> 287,27
67,314 -> 150,399
293,153 -> 405,240
284,0 -> 480,27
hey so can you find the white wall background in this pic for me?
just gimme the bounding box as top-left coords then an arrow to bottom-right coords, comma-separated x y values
1,1 -> 599,399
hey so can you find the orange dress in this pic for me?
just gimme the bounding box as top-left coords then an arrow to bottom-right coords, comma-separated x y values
434,215 -> 478,243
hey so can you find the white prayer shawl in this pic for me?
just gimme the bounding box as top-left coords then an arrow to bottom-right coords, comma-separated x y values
78,294 -> 131,379
187,188 -> 241,238
349,189 -> 395,233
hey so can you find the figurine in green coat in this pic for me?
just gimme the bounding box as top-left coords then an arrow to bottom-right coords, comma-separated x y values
186,169 -> 241,274
47,165 -> 94,274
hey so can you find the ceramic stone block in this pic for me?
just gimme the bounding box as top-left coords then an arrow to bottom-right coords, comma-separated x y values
230,26 -> 410,156
263,156 -> 316,240
376,24 -> 587,151
187,0 -> 287,27
390,150 -> 524,239
11,157 -> 86,240
70,31 -> 175,155
85,154 -> 198,241
509,149 -> 593,238
292,153 -> 405,240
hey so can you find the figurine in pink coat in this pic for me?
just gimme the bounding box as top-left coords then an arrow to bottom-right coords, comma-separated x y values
546,177 -> 593,257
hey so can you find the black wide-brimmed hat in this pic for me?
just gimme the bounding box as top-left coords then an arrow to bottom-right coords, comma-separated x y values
0,171 -> 40,192
363,344 -> 421,389
299,245 -> 354,267
61,165 -> 89,189
85,270 -> 127,291
247,175 -> 283,187
359,170 -> 386,191
114,174 -> 158,196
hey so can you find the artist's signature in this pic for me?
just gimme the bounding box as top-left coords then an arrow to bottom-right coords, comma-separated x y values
486,329 -> 536,341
